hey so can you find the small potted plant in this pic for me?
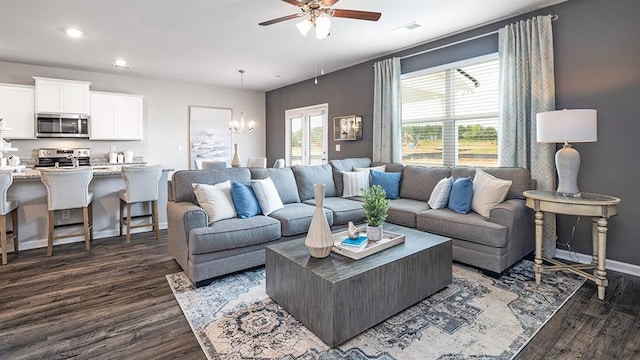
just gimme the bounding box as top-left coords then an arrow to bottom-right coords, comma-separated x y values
362,185 -> 389,241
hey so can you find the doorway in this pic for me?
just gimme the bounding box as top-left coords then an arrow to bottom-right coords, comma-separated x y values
285,104 -> 328,166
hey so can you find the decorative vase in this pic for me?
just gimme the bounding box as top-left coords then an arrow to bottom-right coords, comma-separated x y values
305,184 -> 334,258
347,221 -> 360,239
367,224 -> 383,242
231,143 -> 240,167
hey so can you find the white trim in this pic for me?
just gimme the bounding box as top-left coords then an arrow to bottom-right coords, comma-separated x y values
5,222 -> 168,252
556,249 -> 640,277
284,103 -> 328,166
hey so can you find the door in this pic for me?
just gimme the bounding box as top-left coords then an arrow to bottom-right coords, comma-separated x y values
285,104 -> 328,166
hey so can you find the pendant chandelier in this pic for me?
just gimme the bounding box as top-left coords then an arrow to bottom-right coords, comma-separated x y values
229,69 -> 255,134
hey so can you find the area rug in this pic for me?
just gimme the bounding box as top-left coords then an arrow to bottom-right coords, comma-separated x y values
166,260 -> 584,360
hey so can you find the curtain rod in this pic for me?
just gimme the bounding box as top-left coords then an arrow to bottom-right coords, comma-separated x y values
398,14 -> 558,61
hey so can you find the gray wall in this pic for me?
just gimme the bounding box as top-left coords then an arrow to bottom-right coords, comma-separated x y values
266,0 -> 640,267
266,62 -> 375,162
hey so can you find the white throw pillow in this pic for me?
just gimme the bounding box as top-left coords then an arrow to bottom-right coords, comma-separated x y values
428,177 -> 453,209
251,177 -> 284,215
353,165 -> 386,173
192,180 -> 236,223
472,169 -> 513,218
342,171 -> 370,198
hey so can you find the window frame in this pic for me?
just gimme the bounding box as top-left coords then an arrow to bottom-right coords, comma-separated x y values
401,53 -> 500,167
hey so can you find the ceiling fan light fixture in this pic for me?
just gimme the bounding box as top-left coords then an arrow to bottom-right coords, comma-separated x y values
296,19 -> 313,36
315,15 -> 331,39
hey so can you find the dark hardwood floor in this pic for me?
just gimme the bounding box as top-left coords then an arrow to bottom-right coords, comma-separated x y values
0,231 -> 638,359
0,231 -> 204,360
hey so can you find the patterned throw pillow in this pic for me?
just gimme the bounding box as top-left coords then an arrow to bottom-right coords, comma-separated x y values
342,171 -> 369,198
428,177 -> 453,209
472,169 -> 512,218
251,177 -> 284,215
192,180 -> 236,223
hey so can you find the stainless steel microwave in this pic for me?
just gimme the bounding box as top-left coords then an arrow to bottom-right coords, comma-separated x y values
36,113 -> 90,138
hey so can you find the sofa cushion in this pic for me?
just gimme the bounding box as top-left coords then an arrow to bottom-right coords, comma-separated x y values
451,166 -> 531,200
172,167 -> 251,204
189,215 -> 281,255
330,158 -> 372,196
269,203 -> 334,236
416,208 -> 508,248
231,181 -> 261,218
448,177 -> 473,214
251,177 -> 284,215
303,197 -> 365,225
472,169 -> 512,218
292,164 -> 337,201
374,162 -> 404,173
400,165 -> 451,202
342,171 -> 369,198
192,181 -> 236,223
371,170 -> 401,199
250,167 -> 300,204
386,198 -> 430,228
428,177 -> 453,210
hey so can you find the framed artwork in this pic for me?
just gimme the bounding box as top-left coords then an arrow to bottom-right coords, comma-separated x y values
189,106 -> 233,169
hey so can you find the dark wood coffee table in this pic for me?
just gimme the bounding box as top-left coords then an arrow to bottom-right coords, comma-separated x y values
265,223 -> 452,347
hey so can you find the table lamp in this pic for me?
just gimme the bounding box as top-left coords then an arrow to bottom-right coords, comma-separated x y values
536,109 -> 597,197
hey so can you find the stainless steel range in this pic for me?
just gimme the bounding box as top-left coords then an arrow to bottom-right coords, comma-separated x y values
36,148 -> 91,168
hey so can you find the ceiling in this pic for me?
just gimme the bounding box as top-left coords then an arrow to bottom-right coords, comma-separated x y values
0,0 -> 566,91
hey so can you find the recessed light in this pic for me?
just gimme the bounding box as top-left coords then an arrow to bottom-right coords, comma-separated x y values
391,21 -> 421,34
112,59 -> 132,69
65,28 -> 84,38
273,75 -> 282,79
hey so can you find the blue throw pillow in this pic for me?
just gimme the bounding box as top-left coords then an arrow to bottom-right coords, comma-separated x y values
230,181 -> 261,218
370,170 -> 401,199
448,177 -> 474,214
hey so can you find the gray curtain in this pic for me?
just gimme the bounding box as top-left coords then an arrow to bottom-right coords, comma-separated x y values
372,57 -> 402,163
499,15 -> 557,257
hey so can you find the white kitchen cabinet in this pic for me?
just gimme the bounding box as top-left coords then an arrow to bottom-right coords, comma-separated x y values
0,84 -> 35,139
33,77 -> 91,114
90,91 -> 143,140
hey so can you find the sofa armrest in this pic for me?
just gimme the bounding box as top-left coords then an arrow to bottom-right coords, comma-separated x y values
167,201 -> 208,271
490,198 -> 535,265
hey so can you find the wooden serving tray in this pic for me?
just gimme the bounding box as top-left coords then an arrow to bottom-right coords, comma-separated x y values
331,227 -> 405,260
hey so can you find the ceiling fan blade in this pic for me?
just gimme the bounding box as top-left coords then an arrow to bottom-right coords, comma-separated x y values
331,9 -> 382,21
281,0 -> 305,7
320,0 -> 340,6
259,13 -> 305,26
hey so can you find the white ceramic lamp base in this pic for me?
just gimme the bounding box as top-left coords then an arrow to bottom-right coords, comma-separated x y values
555,143 -> 581,197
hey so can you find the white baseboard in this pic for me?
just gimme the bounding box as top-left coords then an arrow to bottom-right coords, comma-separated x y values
555,249 -> 640,277
14,222 -> 168,252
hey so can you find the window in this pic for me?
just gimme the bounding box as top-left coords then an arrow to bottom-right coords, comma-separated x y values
285,104 -> 328,166
401,54 -> 499,167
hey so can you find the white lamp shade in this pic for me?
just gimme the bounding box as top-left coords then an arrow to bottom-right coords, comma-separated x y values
536,109 -> 597,143
296,19 -> 312,36
315,16 -> 331,39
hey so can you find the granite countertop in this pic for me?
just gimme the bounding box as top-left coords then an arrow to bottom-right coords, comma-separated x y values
10,165 -> 174,180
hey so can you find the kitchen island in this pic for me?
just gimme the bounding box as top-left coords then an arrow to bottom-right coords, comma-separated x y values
6,166 -> 173,254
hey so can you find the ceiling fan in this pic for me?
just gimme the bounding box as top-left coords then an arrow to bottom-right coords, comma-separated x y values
259,0 -> 382,39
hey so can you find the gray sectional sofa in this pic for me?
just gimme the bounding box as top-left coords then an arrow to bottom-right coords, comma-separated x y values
167,158 -> 536,285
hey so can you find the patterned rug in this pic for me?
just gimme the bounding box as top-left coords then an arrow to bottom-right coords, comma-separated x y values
166,260 -> 584,360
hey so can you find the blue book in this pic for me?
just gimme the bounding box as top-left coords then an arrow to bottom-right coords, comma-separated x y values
341,235 -> 369,248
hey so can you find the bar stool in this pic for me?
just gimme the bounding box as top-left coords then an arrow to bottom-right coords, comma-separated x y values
40,168 -> 94,256
119,165 -> 162,243
0,171 -> 19,265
